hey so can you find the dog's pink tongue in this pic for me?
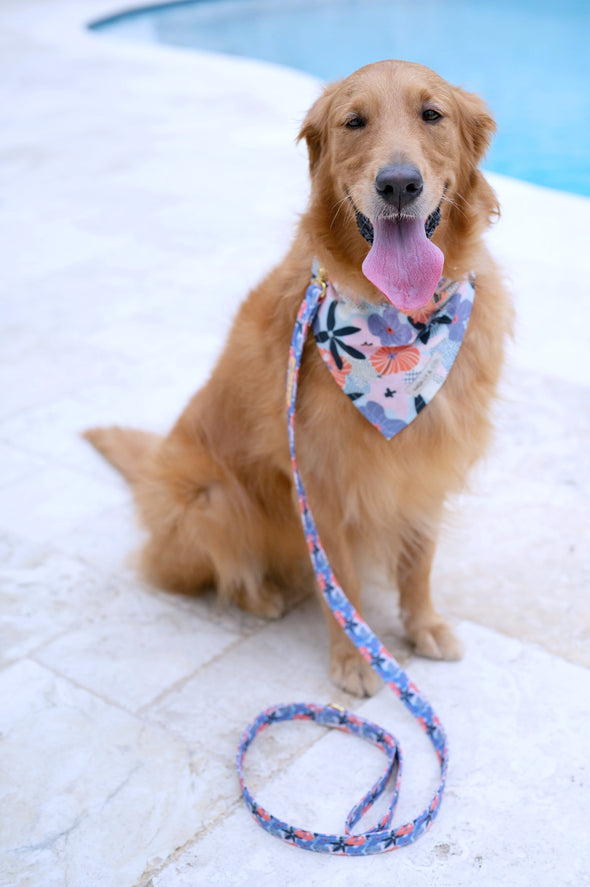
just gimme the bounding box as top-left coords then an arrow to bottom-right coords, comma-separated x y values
362,216 -> 444,311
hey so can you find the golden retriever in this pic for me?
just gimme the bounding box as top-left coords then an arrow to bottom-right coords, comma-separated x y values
84,60 -> 512,696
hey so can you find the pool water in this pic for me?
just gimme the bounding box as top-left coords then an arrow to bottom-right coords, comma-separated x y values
91,0 -> 590,197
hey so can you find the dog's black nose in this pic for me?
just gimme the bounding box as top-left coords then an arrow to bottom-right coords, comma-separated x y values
375,164 -> 424,207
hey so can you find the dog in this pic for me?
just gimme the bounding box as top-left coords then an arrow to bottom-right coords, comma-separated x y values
84,60 -> 512,697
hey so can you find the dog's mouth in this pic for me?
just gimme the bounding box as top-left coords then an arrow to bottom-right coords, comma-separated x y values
348,194 -> 445,312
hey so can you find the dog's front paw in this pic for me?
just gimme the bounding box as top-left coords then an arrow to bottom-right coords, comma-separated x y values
330,651 -> 382,697
410,619 -> 463,661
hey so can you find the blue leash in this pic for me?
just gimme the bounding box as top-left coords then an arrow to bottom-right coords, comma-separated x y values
236,266 -> 448,855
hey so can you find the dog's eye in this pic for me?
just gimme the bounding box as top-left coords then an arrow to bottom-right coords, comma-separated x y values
344,115 -> 366,130
422,108 -> 443,123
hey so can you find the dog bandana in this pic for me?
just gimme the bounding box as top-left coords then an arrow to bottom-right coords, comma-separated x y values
313,276 -> 475,439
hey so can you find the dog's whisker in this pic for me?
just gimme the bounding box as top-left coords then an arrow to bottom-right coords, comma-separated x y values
330,194 -> 355,230
441,192 -> 468,219
454,191 -> 475,210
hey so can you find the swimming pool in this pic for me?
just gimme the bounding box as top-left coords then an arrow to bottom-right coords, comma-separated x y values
91,0 -> 590,197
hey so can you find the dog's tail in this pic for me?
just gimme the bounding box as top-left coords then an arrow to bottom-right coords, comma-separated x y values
82,426 -> 162,485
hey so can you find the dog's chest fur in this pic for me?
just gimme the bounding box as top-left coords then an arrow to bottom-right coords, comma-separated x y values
290,292 -> 495,539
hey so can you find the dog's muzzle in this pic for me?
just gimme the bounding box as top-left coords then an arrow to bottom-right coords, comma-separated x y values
352,203 -> 441,244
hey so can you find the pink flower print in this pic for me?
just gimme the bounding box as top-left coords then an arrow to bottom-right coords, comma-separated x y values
295,829 -> 314,842
370,346 -> 420,375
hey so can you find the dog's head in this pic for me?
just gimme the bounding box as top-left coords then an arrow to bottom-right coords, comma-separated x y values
298,60 -> 498,307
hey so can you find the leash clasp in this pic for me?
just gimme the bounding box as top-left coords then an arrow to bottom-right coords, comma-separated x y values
311,263 -> 328,298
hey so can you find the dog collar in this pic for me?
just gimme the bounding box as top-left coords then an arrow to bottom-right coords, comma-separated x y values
313,275 -> 475,439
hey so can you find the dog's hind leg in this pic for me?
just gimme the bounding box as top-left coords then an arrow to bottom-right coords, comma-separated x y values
134,440 -> 294,618
84,426 -> 302,619
138,489 -> 289,619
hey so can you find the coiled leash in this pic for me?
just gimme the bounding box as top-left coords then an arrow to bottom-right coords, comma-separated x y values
236,266 -> 449,856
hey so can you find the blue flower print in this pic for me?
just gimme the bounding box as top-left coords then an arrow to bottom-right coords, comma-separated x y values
343,373 -> 370,404
368,306 -> 413,346
359,401 -> 407,439
448,297 -> 472,342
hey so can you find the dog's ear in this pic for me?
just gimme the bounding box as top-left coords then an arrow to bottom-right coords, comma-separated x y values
450,87 -> 499,228
446,87 -> 499,234
453,87 -> 496,166
297,81 -> 339,175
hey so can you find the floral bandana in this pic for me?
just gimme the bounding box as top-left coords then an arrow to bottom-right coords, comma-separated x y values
313,276 -> 475,439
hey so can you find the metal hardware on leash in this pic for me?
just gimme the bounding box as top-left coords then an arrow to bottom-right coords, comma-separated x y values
236,266 -> 449,856
327,702 -> 346,714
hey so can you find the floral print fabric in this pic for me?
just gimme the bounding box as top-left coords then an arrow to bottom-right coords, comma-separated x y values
313,276 -> 475,439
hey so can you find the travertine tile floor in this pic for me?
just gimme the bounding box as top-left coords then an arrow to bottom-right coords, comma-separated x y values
1,2 -> 589,885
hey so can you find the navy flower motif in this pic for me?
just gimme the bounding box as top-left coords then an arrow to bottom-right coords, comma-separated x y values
314,299 -> 365,370
408,312 -> 451,344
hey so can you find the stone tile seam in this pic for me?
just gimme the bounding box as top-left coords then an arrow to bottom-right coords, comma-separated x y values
133,623 -> 286,722
133,795 -> 246,887
14,612 -> 283,726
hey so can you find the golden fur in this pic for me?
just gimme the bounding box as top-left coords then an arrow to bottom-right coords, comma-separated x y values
85,61 -> 512,696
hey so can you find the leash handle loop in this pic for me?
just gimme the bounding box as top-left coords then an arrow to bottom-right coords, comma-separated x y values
236,268 -> 448,855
